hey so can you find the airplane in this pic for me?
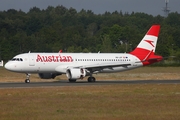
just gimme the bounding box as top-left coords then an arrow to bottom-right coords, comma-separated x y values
5,25 -> 163,83
0,60 -> 3,67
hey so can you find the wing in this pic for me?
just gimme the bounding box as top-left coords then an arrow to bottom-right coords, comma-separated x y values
72,62 -> 131,73
55,62 -> 131,73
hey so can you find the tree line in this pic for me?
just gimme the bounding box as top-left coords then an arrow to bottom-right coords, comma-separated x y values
0,5 -> 180,63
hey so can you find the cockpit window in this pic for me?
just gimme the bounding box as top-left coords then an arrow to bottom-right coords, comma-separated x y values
11,58 -> 23,61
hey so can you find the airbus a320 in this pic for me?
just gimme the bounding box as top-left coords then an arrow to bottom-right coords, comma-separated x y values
5,25 -> 163,83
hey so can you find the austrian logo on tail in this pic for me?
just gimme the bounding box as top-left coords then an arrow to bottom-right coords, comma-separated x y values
144,40 -> 154,47
130,25 -> 162,65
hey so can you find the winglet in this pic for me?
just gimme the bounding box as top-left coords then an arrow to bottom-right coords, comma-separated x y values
59,50 -> 63,53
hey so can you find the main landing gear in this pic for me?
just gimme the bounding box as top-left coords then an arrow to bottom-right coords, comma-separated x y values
87,73 -> 96,82
68,77 -> 96,83
87,77 -> 96,82
25,73 -> 31,83
69,79 -> 76,82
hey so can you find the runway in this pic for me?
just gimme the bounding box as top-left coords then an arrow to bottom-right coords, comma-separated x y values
0,80 -> 180,88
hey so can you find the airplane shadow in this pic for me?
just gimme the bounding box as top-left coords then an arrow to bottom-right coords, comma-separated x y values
53,79 -> 180,84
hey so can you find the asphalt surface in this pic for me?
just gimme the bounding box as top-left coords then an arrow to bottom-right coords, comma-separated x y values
0,80 -> 180,88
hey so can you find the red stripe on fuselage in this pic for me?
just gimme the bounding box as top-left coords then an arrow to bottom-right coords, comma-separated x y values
130,48 -> 152,61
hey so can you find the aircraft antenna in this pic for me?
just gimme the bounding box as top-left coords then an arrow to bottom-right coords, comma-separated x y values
162,0 -> 170,17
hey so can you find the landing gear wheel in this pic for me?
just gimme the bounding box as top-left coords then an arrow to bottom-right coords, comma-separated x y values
25,79 -> 30,83
25,73 -> 31,83
88,77 -> 96,82
69,79 -> 76,82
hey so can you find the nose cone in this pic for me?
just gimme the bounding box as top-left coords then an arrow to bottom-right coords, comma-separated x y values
4,62 -> 16,71
5,62 -> 11,70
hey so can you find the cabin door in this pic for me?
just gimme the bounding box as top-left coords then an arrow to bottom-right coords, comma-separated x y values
29,54 -> 35,66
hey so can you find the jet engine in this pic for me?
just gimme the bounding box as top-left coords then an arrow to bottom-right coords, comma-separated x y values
38,73 -> 60,79
66,68 -> 87,79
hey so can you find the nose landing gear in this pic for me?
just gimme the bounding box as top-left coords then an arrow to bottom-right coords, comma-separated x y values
25,73 -> 31,83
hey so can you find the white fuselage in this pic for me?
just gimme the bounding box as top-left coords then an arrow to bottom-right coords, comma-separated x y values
5,52 -> 143,74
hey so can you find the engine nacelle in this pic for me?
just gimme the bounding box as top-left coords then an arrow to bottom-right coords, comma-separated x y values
38,73 -> 60,79
66,68 -> 87,79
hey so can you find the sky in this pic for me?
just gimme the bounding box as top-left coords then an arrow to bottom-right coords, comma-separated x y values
0,0 -> 180,16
